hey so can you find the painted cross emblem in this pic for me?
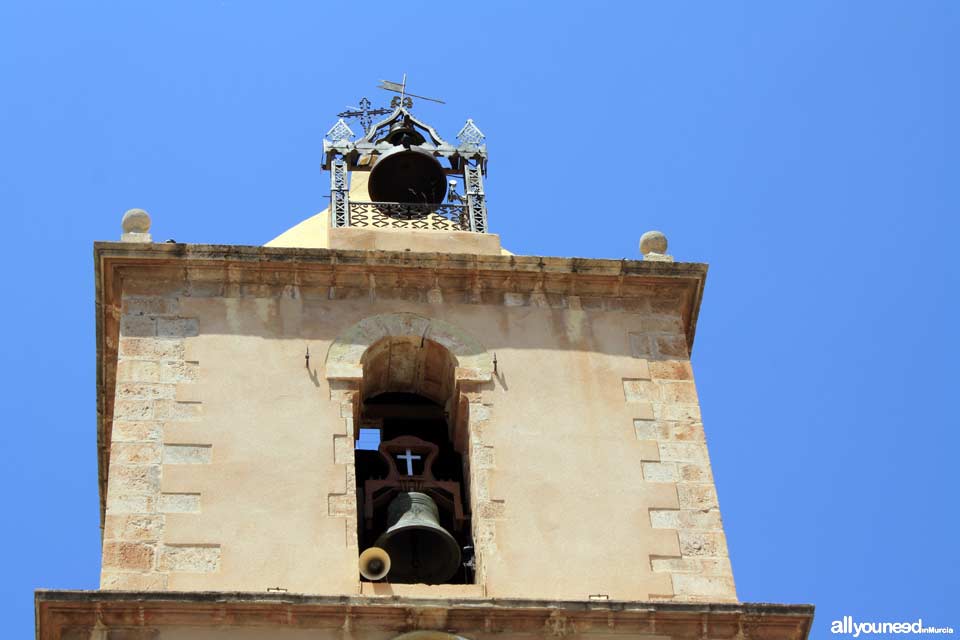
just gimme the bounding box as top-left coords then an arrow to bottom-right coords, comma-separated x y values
396,448 -> 422,476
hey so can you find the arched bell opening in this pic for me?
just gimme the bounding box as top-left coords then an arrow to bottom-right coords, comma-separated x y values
354,336 -> 474,585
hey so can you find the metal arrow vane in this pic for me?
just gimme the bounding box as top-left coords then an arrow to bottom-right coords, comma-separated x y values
378,73 -> 446,109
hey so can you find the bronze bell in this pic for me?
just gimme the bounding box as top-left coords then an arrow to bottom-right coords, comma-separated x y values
369,120 -> 447,204
374,492 -> 461,584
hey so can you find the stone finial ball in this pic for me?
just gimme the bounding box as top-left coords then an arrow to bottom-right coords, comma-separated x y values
639,230 -> 668,255
122,208 -> 151,233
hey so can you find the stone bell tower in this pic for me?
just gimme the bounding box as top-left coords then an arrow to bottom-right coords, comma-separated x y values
36,92 -> 814,639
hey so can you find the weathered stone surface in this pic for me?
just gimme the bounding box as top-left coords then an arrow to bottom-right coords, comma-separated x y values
104,515 -> 164,541
99,572 -> 168,591
672,574 -> 736,598
623,379 -> 659,402
122,296 -> 179,317
116,382 -> 175,400
102,541 -> 155,571
649,359 -> 693,380
678,484 -> 720,510
159,544 -> 220,573
159,360 -> 198,383
162,444 -> 211,464
119,337 -> 185,361
658,442 -> 708,464
628,332 -> 652,358
105,494 -> 154,515
156,317 -> 199,338
656,335 -> 688,357
159,493 -> 201,513
153,400 -> 202,421
108,465 -> 161,495
111,421 -> 162,442
642,462 -> 679,482
679,531 -> 728,557
116,359 -> 161,383
111,443 -> 162,465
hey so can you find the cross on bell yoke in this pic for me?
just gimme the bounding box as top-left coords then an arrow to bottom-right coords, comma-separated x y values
359,436 -> 465,584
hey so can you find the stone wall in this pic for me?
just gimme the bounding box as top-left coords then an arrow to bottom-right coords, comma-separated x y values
101,294 -> 218,590
96,249 -> 733,602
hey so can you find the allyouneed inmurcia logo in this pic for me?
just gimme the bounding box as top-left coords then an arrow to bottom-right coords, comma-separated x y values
832,616 -> 954,637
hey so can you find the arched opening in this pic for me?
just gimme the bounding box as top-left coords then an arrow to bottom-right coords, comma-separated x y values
354,336 -> 474,585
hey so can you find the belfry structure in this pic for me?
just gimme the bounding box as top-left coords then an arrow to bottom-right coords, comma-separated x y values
36,96 -> 814,639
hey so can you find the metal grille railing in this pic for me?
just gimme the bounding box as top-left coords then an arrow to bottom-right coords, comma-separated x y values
348,202 -> 469,232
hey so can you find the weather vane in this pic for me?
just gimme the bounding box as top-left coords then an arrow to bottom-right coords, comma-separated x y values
337,97 -> 391,135
378,73 -> 446,110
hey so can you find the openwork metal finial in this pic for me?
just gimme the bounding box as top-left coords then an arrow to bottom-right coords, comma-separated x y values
338,97 -> 391,134
325,118 -> 355,142
457,119 -> 485,146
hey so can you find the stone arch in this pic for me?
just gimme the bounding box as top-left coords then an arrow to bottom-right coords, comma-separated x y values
323,312 -> 500,588
325,312 -> 493,384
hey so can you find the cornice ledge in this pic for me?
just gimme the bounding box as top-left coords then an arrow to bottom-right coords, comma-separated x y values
37,590 -> 813,640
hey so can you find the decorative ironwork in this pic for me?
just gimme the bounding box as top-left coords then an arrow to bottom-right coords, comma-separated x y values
325,118 -> 355,142
463,165 -> 487,233
331,159 -> 349,227
457,119 -> 485,146
379,74 -> 446,110
390,95 -> 414,109
338,98 -> 391,134
349,202 -> 468,231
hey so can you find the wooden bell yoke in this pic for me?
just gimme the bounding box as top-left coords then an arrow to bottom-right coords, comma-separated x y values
363,435 -> 466,532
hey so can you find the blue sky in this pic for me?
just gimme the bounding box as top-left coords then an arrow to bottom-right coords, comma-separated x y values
1,2 -> 957,638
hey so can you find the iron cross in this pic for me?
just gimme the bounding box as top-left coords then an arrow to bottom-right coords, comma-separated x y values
337,97 -> 391,134
396,449 -> 422,476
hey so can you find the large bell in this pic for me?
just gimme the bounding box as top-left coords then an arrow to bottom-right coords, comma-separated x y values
368,144 -> 448,205
374,492 -> 461,584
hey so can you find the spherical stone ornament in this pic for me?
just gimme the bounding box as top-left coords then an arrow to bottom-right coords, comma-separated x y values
122,208 -> 151,234
639,230 -> 668,256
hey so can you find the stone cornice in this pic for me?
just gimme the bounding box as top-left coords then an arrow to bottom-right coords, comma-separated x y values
36,590 -> 813,640
94,241 -> 708,530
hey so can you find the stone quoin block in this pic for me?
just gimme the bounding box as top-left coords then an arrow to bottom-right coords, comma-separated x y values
649,359 -> 693,380
119,337 -> 186,361
642,462 -> 679,482
159,545 -> 221,573
156,317 -> 199,338
122,296 -> 180,317
102,541 -> 155,571
159,493 -> 201,513
160,360 -> 199,383
111,421 -> 162,442
108,465 -> 161,495
105,494 -> 154,515
110,443 -> 162,465
655,335 -> 688,358
658,441 -> 709,464
162,444 -> 212,464
678,531 -> 728,557
623,378 -> 660,402
116,359 -> 161,383
677,484 -> 720,510
104,515 -> 164,542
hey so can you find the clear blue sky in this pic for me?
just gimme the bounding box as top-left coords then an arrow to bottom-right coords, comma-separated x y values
1,2 -> 957,638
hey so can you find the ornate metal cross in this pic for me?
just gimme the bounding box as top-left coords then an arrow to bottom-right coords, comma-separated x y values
396,449 -> 422,476
337,97 -> 391,135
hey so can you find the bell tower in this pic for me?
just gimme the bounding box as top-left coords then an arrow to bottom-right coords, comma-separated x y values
36,87 -> 815,640
323,103 -> 488,234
